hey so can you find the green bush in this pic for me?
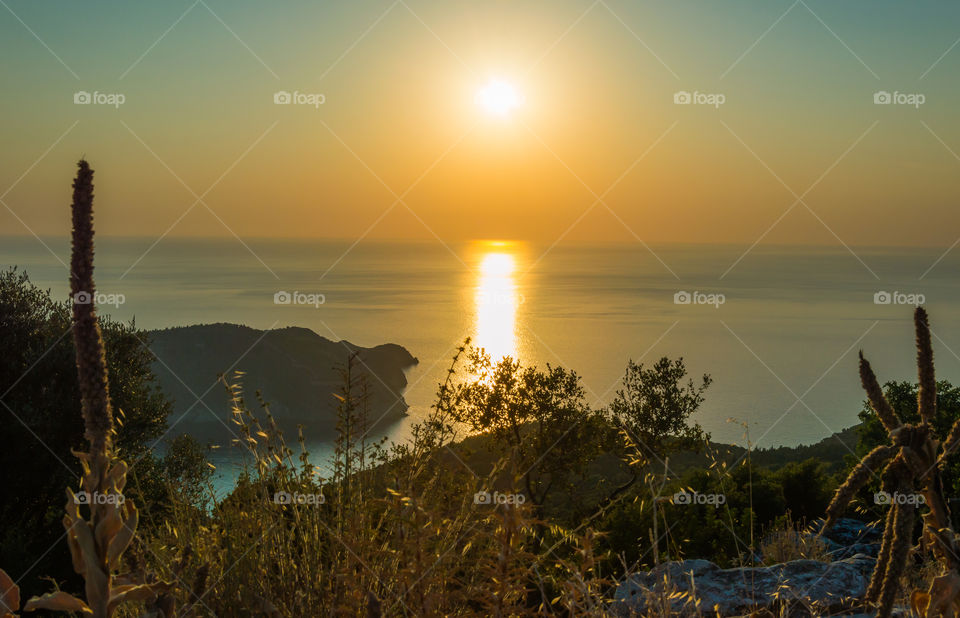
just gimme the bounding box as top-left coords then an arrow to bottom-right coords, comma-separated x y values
0,268 -> 203,600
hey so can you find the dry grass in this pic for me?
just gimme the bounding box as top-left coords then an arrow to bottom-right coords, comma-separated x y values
759,516 -> 831,566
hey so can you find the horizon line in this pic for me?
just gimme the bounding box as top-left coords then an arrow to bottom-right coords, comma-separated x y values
0,234 -> 954,252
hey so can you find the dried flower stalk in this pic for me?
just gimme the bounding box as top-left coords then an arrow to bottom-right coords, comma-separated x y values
22,162 -> 185,617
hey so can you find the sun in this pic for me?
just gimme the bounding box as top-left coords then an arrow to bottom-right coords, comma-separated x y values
475,79 -> 524,116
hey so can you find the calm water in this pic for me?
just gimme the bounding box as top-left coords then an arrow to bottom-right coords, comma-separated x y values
5,237 -> 960,489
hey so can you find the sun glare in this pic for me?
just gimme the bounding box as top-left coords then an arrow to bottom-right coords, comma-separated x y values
475,250 -> 519,361
475,80 -> 524,116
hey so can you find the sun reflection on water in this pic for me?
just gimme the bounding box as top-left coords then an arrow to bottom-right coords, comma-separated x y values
474,249 -> 520,361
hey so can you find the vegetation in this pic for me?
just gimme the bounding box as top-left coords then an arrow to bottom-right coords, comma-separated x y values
445,348 -> 607,517
0,266 -> 206,602
856,379 -> 960,530
609,357 -> 711,458
823,307 -> 960,617
4,160 -> 958,615
597,454 -> 837,571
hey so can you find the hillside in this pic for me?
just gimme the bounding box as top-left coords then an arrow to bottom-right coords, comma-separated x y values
667,424 -> 859,475
450,423 -> 858,479
147,323 -> 418,442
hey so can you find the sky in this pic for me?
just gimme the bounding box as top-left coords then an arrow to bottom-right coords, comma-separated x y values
2,0 -> 960,246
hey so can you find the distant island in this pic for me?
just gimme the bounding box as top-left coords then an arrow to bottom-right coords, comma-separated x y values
147,323 -> 418,442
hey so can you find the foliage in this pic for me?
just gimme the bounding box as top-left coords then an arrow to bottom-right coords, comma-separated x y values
127,361 -> 617,615
597,456 -> 837,571
129,434 -> 214,526
0,265 -> 186,601
609,357 -> 711,458
776,458 -> 836,522
445,348 -> 607,512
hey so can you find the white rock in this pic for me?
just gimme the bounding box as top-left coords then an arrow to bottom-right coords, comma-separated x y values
611,554 -> 875,616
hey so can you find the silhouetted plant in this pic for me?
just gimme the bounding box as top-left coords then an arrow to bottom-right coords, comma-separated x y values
610,357 -> 711,459
0,266 -> 175,596
446,348 -> 605,514
0,161 -> 203,617
856,379 -> 960,531
822,307 -> 960,617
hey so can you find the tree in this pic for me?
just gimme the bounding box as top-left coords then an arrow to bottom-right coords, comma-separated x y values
0,268 -> 183,599
609,356 -> 711,460
775,458 -> 834,522
447,349 -> 605,514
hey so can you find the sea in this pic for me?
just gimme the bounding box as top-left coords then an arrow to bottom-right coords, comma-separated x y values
4,236 -> 959,492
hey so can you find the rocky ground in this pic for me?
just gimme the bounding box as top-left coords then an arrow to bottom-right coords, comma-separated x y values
608,518 -> 914,616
